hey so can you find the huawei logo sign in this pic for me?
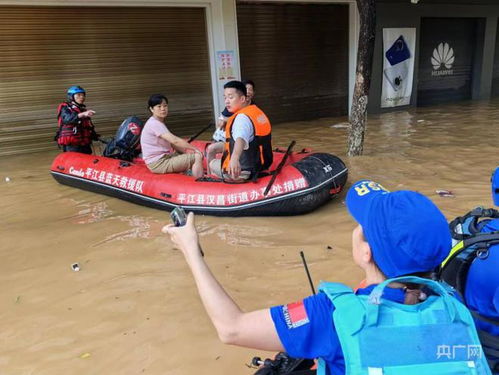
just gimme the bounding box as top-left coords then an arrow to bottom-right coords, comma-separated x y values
431,42 -> 454,76
431,42 -> 455,70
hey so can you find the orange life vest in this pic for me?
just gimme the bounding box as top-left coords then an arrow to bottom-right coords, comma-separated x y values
221,104 -> 272,176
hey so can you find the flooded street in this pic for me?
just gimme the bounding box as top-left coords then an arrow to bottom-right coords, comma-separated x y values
1,99 -> 498,374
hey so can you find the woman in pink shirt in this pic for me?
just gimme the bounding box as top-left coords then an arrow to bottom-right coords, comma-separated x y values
140,94 -> 203,178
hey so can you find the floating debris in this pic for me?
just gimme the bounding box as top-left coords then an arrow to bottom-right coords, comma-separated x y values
327,245 -> 333,250
330,122 -> 350,129
79,352 -> 91,359
5,177 -> 10,182
71,263 -> 80,272
436,189 -> 454,197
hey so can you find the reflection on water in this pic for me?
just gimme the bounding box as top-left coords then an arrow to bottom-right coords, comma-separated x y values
68,200 -> 157,244
208,223 -> 281,247
91,215 -> 156,246
68,200 -> 282,247
72,201 -> 114,224
0,99 -> 498,374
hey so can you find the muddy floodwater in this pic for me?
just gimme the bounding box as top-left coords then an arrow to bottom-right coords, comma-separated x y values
1,99 -> 498,374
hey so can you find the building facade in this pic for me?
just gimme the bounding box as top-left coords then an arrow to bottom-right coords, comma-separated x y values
370,0 -> 499,112
0,0 -> 497,155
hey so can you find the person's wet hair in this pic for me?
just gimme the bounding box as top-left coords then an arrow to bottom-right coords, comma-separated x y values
224,81 -> 247,97
242,79 -> 255,89
148,94 -> 168,109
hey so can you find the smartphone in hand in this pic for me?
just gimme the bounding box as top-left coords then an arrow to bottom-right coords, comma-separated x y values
169,206 -> 204,256
170,206 -> 187,227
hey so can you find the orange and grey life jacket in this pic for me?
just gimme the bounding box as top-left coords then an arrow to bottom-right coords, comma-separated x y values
221,104 -> 272,175
55,101 -> 94,146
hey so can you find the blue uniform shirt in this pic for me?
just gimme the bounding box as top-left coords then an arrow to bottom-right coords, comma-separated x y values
465,219 -> 499,335
270,285 -> 406,375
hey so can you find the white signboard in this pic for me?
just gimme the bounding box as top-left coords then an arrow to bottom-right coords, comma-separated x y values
381,28 -> 416,108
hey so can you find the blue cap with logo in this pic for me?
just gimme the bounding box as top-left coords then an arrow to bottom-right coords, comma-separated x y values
346,180 -> 451,278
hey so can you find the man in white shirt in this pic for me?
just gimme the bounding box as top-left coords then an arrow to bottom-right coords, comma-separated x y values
210,81 -> 272,180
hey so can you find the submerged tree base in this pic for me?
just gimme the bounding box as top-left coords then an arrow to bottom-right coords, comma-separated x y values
347,0 -> 376,156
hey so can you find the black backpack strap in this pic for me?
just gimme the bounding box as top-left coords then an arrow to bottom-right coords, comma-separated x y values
471,310 -> 499,327
475,328 -> 499,373
450,207 -> 499,240
439,232 -> 499,300
463,233 -> 499,247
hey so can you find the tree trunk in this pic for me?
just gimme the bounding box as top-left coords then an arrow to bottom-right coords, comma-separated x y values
347,0 -> 376,156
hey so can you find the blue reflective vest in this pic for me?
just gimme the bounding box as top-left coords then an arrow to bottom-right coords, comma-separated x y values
317,276 -> 491,375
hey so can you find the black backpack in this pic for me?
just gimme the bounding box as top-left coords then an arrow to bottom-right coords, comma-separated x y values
439,207 -> 499,373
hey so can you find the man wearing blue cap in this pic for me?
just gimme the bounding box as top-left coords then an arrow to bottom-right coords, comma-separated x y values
164,180 -> 491,374
440,168 -> 499,373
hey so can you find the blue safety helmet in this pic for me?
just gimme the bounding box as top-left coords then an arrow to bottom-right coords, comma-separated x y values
67,85 -> 86,101
492,167 -> 499,206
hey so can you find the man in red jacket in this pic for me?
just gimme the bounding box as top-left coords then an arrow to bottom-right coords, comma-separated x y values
55,85 -> 98,154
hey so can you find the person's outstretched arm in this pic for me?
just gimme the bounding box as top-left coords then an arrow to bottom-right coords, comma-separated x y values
160,132 -> 202,155
163,213 -> 284,351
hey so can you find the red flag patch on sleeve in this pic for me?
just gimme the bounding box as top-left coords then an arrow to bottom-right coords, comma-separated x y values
283,301 -> 310,329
